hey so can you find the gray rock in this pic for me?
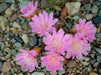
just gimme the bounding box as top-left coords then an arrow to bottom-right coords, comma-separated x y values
90,54 -> 94,58
72,16 -> 80,20
65,2 -> 81,16
96,33 -> 101,38
82,62 -> 89,66
22,34 -> 29,44
85,14 -> 93,20
11,38 -> 16,44
0,22 -> 5,31
31,72 -> 45,75
7,32 -> 14,37
96,48 -> 101,54
91,5 -> 98,13
18,73 -> 23,75
19,1 -> 29,8
13,22 -> 21,29
90,59 -> 96,64
0,62 -> 2,68
11,49 -> 18,56
15,42 -> 22,48
14,36 -> 24,44
94,16 -> 101,24
0,4 -> 7,13
58,69 -> 65,75
21,24 -> 28,29
94,62 -> 98,67
0,42 -> 4,49
98,69 -> 101,74
5,0 -> 15,3
98,10 -> 101,16
83,57 -> 90,62
94,1 -> 101,7
84,3 -> 91,11
11,68 -> 14,74
54,10 -> 61,17
97,56 -> 101,64
29,37 -> 37,46
41,0 -> 48,8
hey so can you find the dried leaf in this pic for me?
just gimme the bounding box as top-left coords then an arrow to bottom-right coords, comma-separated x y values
61,7 -> 67,19
10,14 -> 17,22
0,61 -> 11,72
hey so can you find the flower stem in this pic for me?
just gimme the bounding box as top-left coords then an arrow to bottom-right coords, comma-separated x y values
66,30 -> 76,33
32,44 -> 45,56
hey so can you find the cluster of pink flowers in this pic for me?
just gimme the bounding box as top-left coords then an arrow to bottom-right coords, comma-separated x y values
16,1 -> 96,73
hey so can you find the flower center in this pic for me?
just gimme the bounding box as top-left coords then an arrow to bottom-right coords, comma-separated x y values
70,39 -> 82,52
79,26 -> 88,36
40,22 -> 48,30
26,53 -> 35,63
50,36 -> 63,50
48,55 -> 58,65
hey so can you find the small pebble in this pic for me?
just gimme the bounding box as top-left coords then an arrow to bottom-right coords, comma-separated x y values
96,33 -> 101,38
85,14 -> 93,20
82,62 -> 89,66
0,22 -> 5,31
67,60 -> 76,68
14,36 -> 24,44
96,48 -> 101,54
0,42 -> 4,49
50,72 -> 57,75
72,16 -> 80,20
89,72 -> 98,75
0,3 -> 7,13
94,16 -> 101,24
94,62 -> 98,67
5,8 -> 12,17
12,28 -> 18,34
98,10 -> 101,16
58,69 -> 65,75
29,37 -> 37,46
15,42 -> 22,48
83,57 -> 90,61
19,1 -> 29,8
5,0 -> 15,3
84,3 -> 91,11
11,49 -> 18,56
0,62 -> 2,68
91,5 -> 98,13
41,0 -> 48,8
65,2 -> 81,16
22,34 -> 29,44
10,14 -> 17,22
31,72 -> 45,75
11,68 -> 14,74
18,73 -> 23,75
13,22 -> 21,29
97,56 -> 101,64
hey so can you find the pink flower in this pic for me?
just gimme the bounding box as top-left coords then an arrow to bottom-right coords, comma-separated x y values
29,11 -> 58,37
66,35 -> 91,60
16,49 -> 38,72
41,52 -> 64,73
75,18 -> 96,42
43,29 -> 71,55
21,1 -> 38,18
